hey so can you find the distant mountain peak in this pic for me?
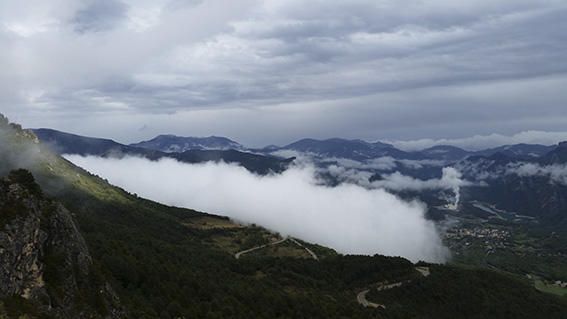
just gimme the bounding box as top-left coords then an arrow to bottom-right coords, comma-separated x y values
418,145 -> 470,161
474,143 -> 553,159
424,145 -> 466,150
281,137 -> 413,160
131,135 -> 243,152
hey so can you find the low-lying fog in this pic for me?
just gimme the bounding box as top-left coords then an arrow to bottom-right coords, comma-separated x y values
65,155 -> 449,262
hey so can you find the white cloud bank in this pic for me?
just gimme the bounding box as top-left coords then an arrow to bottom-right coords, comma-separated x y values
507,163 -> 567,185
65,155 -> 448,262
373,167 -> 466,192
327,166 -> 467,209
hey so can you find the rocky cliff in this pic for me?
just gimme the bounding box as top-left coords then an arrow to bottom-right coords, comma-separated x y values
0,169 -> 123,319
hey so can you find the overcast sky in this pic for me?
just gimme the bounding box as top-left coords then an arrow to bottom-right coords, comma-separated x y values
1,0 -> 567,148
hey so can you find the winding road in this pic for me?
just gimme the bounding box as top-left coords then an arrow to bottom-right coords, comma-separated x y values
234,237 -> 319,260
357,267 -> 430,309
234,237 -> 288,259
357,289 -> 386,309
289,238 -> 319,260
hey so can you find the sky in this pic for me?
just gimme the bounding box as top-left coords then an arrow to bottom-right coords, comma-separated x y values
1,0 -> 567,148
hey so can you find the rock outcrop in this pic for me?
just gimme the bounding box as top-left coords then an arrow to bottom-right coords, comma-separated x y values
0,169 -> 123,318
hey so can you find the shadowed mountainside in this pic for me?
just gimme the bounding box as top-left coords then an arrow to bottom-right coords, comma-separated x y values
33,128 -> 294,175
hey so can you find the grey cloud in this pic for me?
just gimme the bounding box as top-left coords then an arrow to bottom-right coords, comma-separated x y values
71,0 -> 128,33
1,0 -> 567,145
392,130 -> 567,151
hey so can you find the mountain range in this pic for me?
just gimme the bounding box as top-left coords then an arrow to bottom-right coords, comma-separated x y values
130,135 -> 244,152
456,144 -> 567,228
33,129 -> 293,175
31,128 -> 567,226
34,128 -> 561,163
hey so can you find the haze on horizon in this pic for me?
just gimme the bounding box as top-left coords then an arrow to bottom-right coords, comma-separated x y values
1,0 -> 567,148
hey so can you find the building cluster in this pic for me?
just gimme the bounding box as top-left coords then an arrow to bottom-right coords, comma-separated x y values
445,227 -> 510,252
446,227 -> 509,240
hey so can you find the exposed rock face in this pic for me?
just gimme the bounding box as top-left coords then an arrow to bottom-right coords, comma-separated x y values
0,170 -> 123,318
